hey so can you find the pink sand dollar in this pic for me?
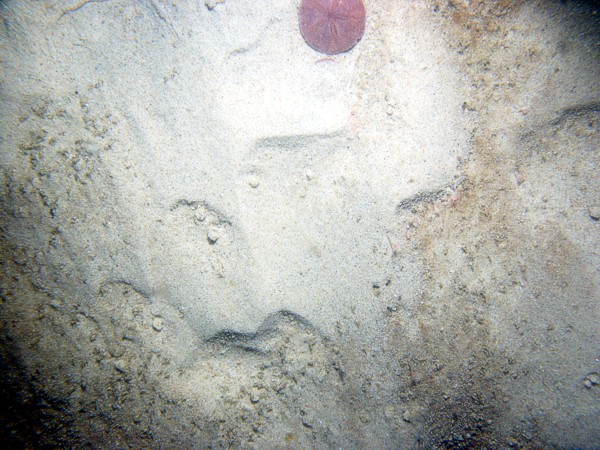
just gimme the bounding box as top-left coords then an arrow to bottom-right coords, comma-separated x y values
299,0 -> 366,55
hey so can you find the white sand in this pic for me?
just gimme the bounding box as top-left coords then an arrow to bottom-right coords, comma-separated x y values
1,0 -> 598,447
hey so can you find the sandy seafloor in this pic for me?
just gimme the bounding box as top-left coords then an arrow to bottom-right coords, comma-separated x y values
0,0 -> 598,448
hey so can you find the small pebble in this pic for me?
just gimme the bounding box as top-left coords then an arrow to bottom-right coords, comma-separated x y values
152,317 -> 163,332
587,373 -> 599,385
204,0 -> 225,10
207,226 -> 222,243
584,379 -> 593,389
194,211 -> 206,223
114,361 -> 128,374
248,176 -> 260,188
588,206 -> 600,220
